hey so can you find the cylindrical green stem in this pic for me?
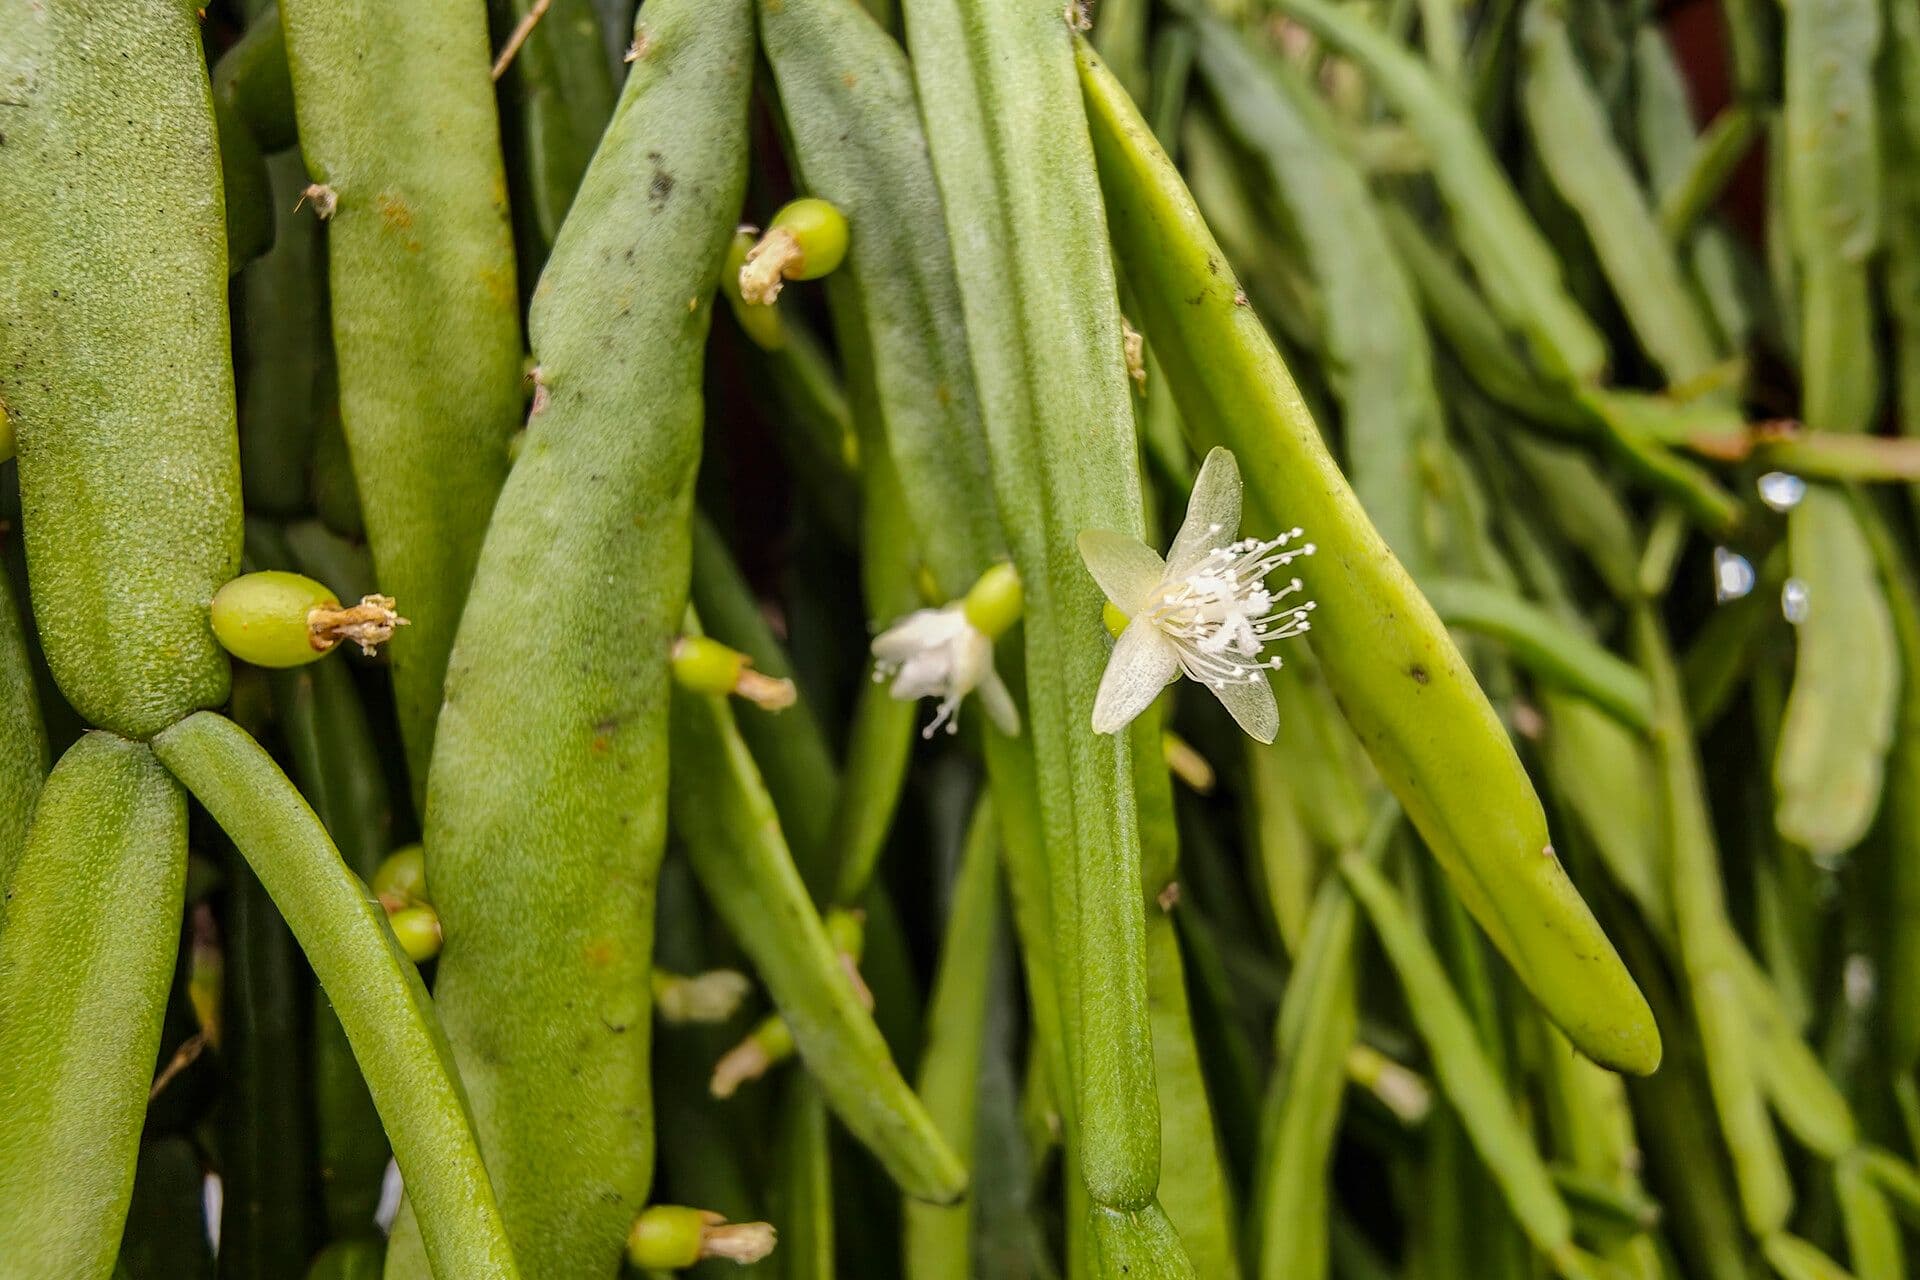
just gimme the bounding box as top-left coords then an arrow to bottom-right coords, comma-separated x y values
150,711 -> 518,1280
278,0 -> 526,794
907,4 -> 1171,1239
1,0 -> 242,740
670,633 -> 967,1204
389,6 -> 752,1271
0,734 -> 186,1280
1081,38 -> 1658,1075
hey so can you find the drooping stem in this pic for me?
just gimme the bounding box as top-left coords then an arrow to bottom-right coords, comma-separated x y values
150,711 -> 519,1280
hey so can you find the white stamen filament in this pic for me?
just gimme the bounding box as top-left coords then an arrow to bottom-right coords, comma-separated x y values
1081,446 -> 1315,743
1147,530 -> 1315,688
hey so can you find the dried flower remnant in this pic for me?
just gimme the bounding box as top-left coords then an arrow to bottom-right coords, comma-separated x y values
309,594 -> 408,657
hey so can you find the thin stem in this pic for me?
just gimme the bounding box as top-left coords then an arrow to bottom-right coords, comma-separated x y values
491,0 -> 552,82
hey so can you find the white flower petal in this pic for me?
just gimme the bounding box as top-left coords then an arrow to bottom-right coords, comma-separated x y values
1076,529 -> 1166,615
949,625 -> 995,694
889,651 -> 951,701
976,666 -> 1022,737
1166,447 -> 1243,578
1091,617 -> 1181,735
1206,671 -> 1279,744
871,608 -> 960,664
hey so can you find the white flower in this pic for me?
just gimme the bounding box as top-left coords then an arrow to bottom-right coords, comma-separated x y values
1078,447 -> 1315,743
871,603 -> 1021,739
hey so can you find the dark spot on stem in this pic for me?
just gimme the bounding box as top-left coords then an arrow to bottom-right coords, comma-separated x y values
1409,664 -> 1429,685
647,151 -> 673,205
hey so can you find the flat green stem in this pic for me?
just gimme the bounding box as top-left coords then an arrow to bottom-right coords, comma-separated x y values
906,0 -> 1171,1230
279,0 -> 526,793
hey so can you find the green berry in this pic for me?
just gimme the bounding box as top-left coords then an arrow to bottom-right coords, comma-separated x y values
627,1204 -> 706,1271
210,571 -> 340,668
769,196 -> 848,281
670,634 -> 748,696
388,904 -> 442,963
753,1013 -> 796,1062
371,843 -> 428,907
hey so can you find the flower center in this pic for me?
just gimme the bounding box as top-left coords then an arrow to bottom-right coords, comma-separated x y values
870,605 -> 988,737
1149,528 -> 1316,686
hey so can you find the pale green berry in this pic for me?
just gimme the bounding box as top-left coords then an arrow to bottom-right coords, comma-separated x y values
627,1205 -> 776,1270
670,634 -> 748,696
371,843 -> 428,908
388,904 -> 442,963
768,196 -> 848,281
737,198 -> 850,305
210,571 -> 406,668
627,1204 -> 707,1271
210,571 -> 342,668
671,634 -> 795,710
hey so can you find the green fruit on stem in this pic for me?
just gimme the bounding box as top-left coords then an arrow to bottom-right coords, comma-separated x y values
770,197 -> 849,279
669,633 -> 750,696
627,1204 -> 705,1271
387,905 -> 442,964
372,844 -> 428,908
738,197 -> 849,305
211,571 -> 404,668
627,1204 -> 777,1271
